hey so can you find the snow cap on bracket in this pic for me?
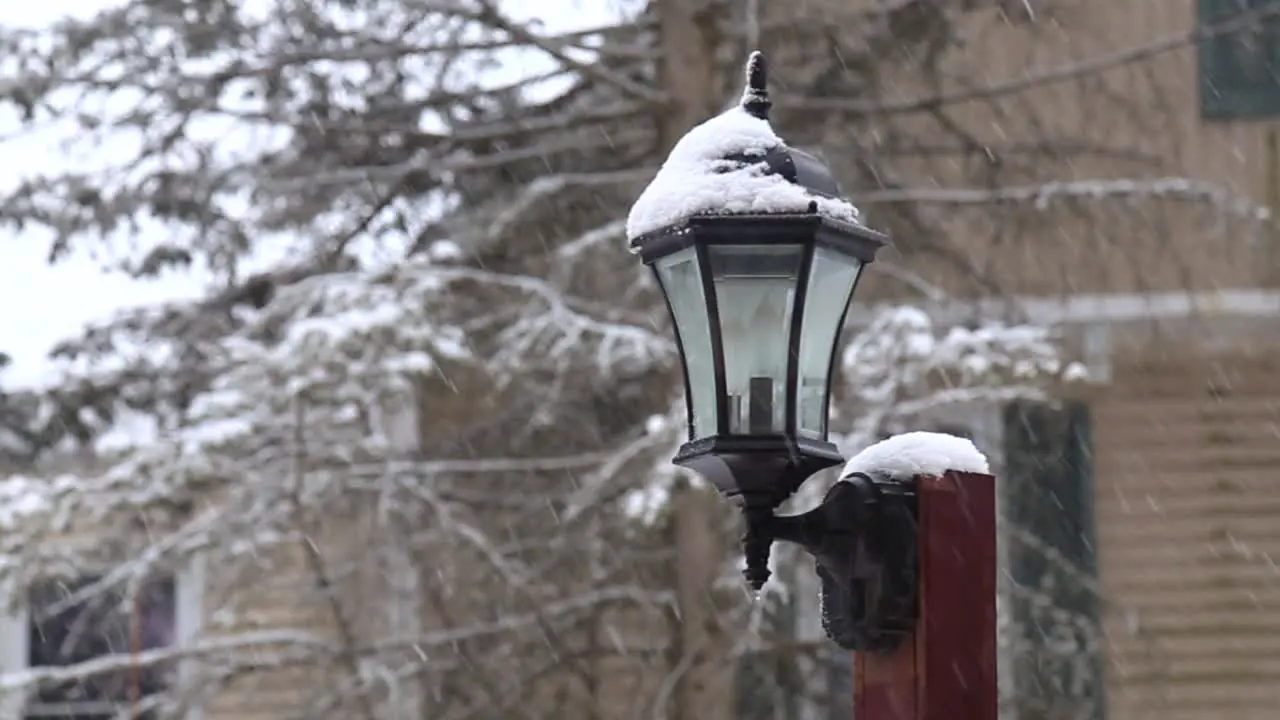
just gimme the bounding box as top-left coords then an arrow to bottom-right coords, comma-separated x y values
625,51 -> 863,247
840,431 -> 991,482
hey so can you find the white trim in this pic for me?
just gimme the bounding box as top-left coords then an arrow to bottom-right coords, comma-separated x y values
1081,322 -> 1113,384
176,554 -> 207,720
0,556 -> 206,720
384,541 -> 423,720
0,596 -> 30,718
850,288 -> 1280,327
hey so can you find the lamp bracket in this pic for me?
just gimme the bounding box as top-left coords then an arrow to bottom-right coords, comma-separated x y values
746,473 -> 918,653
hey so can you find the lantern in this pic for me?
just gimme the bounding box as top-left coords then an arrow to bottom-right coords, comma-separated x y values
627,52 -> 888,590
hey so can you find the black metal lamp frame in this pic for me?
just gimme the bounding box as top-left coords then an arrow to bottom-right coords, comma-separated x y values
631,52 -> 914,652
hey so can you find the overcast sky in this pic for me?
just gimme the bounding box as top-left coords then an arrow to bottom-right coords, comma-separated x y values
0,0 -> 632,388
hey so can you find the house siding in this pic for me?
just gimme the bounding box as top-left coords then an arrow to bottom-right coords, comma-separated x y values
843,0 -> 1280,300
1095,348 -> 1280,719
200,539 -> 339,720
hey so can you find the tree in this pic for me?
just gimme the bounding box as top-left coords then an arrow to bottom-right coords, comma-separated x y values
0,0 -> 1266,718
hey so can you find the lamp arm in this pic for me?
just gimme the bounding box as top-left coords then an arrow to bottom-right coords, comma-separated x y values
742,473 -> 918,652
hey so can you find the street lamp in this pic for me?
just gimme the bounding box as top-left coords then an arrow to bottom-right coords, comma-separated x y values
627,53 -> 915,651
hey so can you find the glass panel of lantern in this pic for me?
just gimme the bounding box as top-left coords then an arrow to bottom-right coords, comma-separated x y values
707,244 -> 806,436
653,247 -> 720,439
795,247 -> 862,439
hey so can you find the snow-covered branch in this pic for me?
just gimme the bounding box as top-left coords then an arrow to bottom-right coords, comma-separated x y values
837,305 -> 1084,450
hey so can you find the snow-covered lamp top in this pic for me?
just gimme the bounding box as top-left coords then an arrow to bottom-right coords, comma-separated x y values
625,52 -> 864,248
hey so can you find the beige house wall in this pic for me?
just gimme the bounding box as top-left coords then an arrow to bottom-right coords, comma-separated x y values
838,0 -> 1280,301
1096,347 -> 1280,720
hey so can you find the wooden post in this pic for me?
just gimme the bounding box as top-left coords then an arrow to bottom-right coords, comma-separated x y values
854,471 -> 998,720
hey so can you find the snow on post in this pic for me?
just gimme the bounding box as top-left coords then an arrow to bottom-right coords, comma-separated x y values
624,52 -> 862,244
840,430 -> 990,482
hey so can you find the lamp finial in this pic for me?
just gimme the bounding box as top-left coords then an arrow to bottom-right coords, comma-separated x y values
741,51 -> 771,120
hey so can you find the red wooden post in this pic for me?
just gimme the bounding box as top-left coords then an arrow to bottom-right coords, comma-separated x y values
854,470 -> 998,720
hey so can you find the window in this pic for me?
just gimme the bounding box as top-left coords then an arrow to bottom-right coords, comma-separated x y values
735,591 -> 804,720
1199,0 -> 1280,119
0,559 -> 204,720
1002,400 -> 1105,720
25,577 -> 175,719
735,570 -> 851,720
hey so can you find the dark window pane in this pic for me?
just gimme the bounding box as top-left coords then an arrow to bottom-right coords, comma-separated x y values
734,594 -> 801,720
1002,401 -> 1105,720
1199,0 -> 1280,119
26,577 -> 176,720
